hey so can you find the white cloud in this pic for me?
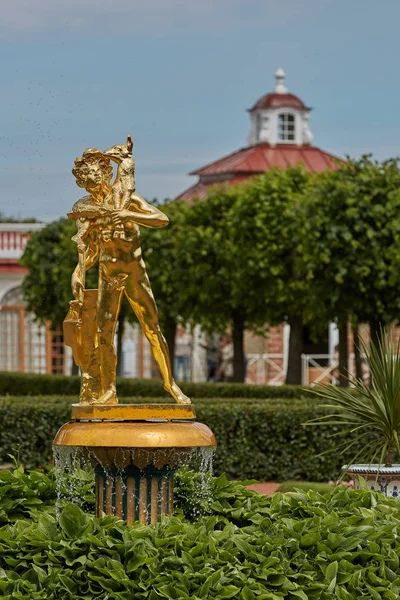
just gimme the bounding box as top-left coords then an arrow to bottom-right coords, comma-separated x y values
1,0 -> 231,34
1,0 -> 312,37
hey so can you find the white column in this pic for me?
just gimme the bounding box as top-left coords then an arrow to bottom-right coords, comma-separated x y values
329,322 -> 339,365
191,325 -> 208,382
283,323 -> 290,376
121,322 -> 139,378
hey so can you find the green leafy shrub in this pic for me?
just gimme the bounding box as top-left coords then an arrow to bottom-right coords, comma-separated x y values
0,464 -> 57,522
0,463 -> 95,524
0,371 -> 314,399
0,466 -> 400,598
0,396 -> 376,481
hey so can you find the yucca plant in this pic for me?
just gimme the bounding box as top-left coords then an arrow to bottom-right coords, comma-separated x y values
307,332 -> 400,467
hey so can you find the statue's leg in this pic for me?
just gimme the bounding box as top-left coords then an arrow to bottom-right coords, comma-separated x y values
96,269 -> 125,404
124,264 -> 191,405
80,290 -> 102,404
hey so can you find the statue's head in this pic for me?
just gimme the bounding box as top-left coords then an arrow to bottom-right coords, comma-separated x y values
72,148 -> 113,199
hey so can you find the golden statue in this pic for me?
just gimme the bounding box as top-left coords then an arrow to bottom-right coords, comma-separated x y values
63,136 -> 190,406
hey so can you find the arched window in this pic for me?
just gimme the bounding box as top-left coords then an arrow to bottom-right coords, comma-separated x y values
1,285 -> 24,306
0,286 -> 65,374
278,113 -> 295,142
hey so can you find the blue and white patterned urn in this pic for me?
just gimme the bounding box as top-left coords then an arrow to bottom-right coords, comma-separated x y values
346,464 -> 400,498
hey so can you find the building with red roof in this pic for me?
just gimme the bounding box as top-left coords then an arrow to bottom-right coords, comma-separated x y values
176,69 -> 342,385
177,68 -> 340,203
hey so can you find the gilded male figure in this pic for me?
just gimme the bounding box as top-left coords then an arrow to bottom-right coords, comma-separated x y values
65,138 -> 190,406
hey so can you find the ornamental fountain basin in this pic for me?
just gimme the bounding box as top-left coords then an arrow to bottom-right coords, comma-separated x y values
53,404 -> 216,524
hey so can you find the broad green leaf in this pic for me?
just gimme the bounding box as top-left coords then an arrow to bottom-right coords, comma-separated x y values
59,504 -> 89,537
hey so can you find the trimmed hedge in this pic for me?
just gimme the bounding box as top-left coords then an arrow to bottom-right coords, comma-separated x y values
0,371 -> 314,399
0,395 -> 377,482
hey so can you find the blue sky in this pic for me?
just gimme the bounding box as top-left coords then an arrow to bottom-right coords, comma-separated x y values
1,0 -> 399,220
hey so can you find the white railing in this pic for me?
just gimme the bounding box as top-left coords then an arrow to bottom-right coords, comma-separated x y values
301,353 -> 370,386
0,223 -> 43,260
205,351 -> 370,386
246,353 -> 285,385
301,354 -> 337,386
246,352 -> 345,386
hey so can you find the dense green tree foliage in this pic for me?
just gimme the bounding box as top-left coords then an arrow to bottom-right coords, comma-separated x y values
174,184 -> 276,382
302,156 -> 400,382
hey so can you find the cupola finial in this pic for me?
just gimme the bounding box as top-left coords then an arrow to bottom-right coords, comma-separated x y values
274,67 -> 287,94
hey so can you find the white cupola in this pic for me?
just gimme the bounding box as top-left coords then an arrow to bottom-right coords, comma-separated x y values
247,68 -> 313,147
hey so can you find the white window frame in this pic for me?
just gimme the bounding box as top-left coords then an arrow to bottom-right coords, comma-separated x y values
278,113 -> 295,142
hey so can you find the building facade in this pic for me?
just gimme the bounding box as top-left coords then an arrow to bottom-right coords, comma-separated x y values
0,222 -> 64,374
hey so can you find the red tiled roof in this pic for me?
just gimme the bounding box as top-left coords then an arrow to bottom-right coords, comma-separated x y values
190,144 -> 341,177
176,182 -> 210,202
176,144 -> 341,202
249,93 -> 310,112
175,176 -> 250,202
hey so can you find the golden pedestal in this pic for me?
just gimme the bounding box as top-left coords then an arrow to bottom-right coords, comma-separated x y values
53,404 -> 216,524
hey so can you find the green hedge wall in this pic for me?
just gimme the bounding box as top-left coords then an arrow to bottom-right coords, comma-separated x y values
0,395 -> 374,482
0,371 -> 314,399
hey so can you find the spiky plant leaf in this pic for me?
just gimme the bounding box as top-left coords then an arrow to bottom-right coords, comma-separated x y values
306,331 -> 400,466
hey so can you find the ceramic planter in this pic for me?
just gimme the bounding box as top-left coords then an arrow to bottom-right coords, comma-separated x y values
346,464 -> 400,498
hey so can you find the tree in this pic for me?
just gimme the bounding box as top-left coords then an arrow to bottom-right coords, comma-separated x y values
302,156 -> 400,383
174,186 -> 254,382
231,167 -> 315,384
172,168 -> 311,383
